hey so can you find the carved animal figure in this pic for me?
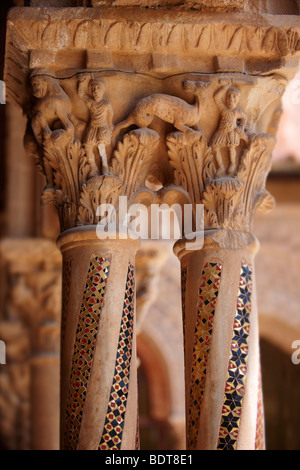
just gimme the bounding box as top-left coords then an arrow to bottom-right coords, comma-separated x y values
30,70 -> 80,145
113,80 -> 210,136
29,70 -> 83,188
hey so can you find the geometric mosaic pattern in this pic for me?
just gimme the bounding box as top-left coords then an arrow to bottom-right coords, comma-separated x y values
181,266 -> 187,347
255,365 -> 265,450
187,262 -> 222,449
217,262 -> 252,450
63,256 -> 110,450
98,262 -> 135,450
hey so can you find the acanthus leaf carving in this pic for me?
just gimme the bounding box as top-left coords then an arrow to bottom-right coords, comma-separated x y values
41,138 -> 89,231
77,176 -> 123,226
112,128 -> 160,199
168,132 -> 214,202
77,129 -> 160,226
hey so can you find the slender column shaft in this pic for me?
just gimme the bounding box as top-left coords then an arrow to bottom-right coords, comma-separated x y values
30,355 -> 60,450
57,227 -> 139,450
30,316 -> 61,450
175,231 -> 264,450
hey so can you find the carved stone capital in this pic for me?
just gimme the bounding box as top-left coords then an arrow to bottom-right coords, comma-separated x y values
20,68 -> 285,242
4,6 -> 300,240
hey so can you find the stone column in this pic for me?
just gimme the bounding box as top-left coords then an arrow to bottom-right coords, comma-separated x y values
57,227 -> 139,450
168,89 -> 279,448
6,59 -> 158,449
169,116 -> 277,449
30,331 -> 60,450
22,117 -> 156,449
175,233 -> 263,450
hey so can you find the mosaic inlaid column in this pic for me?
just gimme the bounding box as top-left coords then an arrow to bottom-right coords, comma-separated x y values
175,234 -> 264,450
57,227 -> 139,450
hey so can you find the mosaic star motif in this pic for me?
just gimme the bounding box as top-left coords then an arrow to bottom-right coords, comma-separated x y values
217,262 -> 252,450
99,262 -> 135,450
64,256 -> 110,450
255,365 -> 265,450
187,262 -> 222,449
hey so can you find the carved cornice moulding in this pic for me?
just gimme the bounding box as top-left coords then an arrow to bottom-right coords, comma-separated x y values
4,7 -> 300,107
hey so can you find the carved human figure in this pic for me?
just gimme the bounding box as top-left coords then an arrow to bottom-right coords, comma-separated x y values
78,74 -> 114,178
210,81 -> 248,175
113,80 -> 210,137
